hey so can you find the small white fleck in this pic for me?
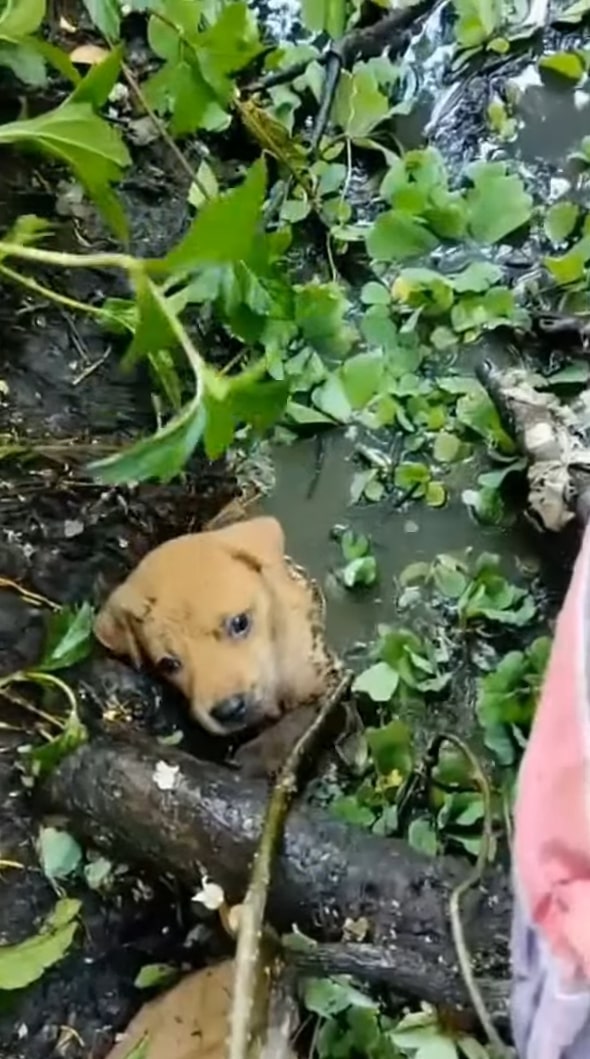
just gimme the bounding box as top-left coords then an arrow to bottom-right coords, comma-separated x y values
153,761 -> 179,791
193,878 -> 225,910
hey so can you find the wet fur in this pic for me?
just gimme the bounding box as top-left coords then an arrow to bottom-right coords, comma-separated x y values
94,517 -> 342,736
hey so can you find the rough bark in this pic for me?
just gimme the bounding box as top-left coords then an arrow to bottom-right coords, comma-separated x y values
39,731 -> 512,1023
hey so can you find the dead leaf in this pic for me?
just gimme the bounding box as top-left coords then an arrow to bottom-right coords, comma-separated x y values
105,960 -> 298,1059
69,44 -> 111,66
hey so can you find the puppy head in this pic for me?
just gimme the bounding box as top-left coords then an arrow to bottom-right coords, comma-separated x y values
94,517 -> 287,735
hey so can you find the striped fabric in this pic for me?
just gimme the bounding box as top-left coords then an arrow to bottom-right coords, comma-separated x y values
512,524 -> 590,1057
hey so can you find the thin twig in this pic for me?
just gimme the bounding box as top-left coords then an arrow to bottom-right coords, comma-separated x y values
228,671 -> 351,1059
429,733 -> 509,1057
0,577 -> 60,611
0,263 -> 108,321
72,347 -> 111,386
248,0 -> 437,94
121,62 -> 211,202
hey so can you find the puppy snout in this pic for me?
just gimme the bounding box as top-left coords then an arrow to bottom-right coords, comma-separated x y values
210,693 -> 251,728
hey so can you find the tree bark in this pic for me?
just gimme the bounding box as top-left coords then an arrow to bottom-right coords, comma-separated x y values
39,731 -> 512,1023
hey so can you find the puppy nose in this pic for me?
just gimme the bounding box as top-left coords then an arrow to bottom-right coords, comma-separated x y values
211,694 -> 249,727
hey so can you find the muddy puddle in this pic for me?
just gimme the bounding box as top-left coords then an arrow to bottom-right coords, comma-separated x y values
257,430 -> 528,652
1,3 -> 589,1057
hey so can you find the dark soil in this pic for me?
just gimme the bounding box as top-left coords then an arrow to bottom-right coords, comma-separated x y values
0,120 -> 237,1057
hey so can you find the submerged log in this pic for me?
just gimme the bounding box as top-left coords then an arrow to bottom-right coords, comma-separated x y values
39,731 -> 511,1022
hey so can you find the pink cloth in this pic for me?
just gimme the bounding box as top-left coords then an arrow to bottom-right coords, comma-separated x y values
512,522 -> 590,1056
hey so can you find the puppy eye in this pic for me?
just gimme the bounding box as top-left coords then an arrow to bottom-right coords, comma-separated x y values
226,612 -> 251,639
157,655 -> 182,675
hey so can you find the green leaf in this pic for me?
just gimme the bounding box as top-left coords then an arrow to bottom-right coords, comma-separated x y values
301,0 -> 347,38
555,0 -> 590,24
134,963 -> 178,990
27,707 -> 88,779
0,101 -> 130,238
0,0 -> 45,39
332,67 -> 390,138
341,555 -> 378,588
70,44 -> 124,107
425,481 -> 447,507
544,201 -> 579,244
408,817 -> 438,856
38,827 -> 82,881
89,395 -> 206,485
544,237 -> 590,283
433,431 -> 462,463
164,160 -> 266,272
331,796 -> 376,828
367,210 -> 439,262
82,0 -> 121,39
295,282 -> 354,357
453,0 -> 503,48
353,662 -> 400,703
304,977 -> 378,1018
122,273 -> 179,370
539,50 -> 586,82
367,719 -> 413,776
450,261 -> 503,292
465,161 -> 533,244
39,602 -> 95,672
0,898 -> 80,990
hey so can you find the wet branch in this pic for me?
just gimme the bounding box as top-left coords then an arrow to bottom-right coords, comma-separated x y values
228,672 -> 352,1059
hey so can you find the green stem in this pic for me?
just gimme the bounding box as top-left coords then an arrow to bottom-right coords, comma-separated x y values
0,241 -> 137,272
0,262 -> 107,320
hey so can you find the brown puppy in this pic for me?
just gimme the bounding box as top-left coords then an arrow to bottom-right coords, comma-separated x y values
94,517 -> 340,736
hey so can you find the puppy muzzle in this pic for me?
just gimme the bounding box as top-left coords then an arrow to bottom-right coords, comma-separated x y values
209,693 -> 259,732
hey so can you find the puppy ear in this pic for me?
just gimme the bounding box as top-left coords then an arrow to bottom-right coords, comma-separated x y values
94,582 -> 144,668
214,517 -> 285,569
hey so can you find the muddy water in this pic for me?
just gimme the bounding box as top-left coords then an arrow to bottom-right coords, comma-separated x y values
257,431 -> 530,655
512,65 -> 590,164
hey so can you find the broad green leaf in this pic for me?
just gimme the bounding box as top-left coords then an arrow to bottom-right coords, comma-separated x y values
38,827 -> 82,881
452,0 -> 503,47
332,67 -> 389,138
0,899 -> 80,990
367,719 -> 413,776
134,963 -> 178,990
0,41 -> 45,85
122,274 -> 178,370
331,796 -> 376,828
450,261 -> 502,292
466,161 -> 533,244
89,396 -> 206,485
555,0 -> 590,23
301,0 -> 346,38
544,237 -> 590,283
303,977 -> 377,1018
539,50 -> 586,81
39,602 -> 95,672
353,662 -> 400,703
544,200 -> 579,244
0,101 -> 130,238
70,44 -> 124,107
82,0 -> 121,39
164,159 -> 266,272
0,0 -> 46,86
433,431 -> 462,463
425,481 -> 446,507
408,817 -> 438,856
295,282 -> 354,356
0,0 -> 45,39
367,210 -> 438,262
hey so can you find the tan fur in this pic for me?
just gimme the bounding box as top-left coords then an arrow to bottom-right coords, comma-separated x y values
94,517 -> 340,736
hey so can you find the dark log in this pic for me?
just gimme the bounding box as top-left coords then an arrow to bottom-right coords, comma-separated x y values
39,731 -> 512,1023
